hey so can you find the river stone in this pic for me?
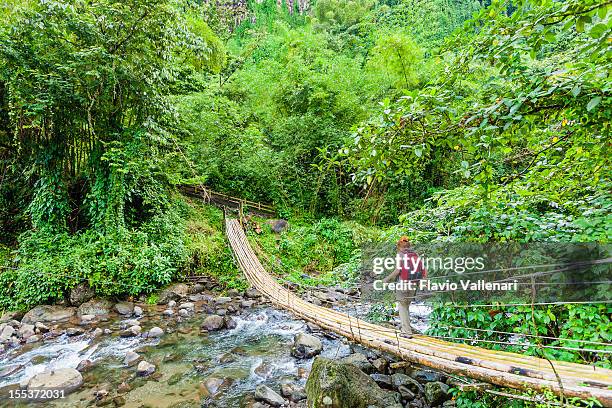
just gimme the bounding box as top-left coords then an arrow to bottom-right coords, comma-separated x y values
339,353 -> 374,374
26,335 -> 41,344
163,309 -> 174,316
147,327 -> 164,338
245,288 -> 261,298
66,327 -> 85,336
254,384 -> 285,407
124,351 -> 141,367
114,302 -> 134,316
22,305 -> 76,324
91,328 -> 103,338
392,373 -> 423,394
27,368 -> 83,395
200,377 -> 233,397
305,357 -> 402,408
76,359 -> 94,373
425,381 -> 450,406
291,333 -> 323,359
158,283 -> 189,305
120,325 -> 141,337
370,373 -> 393,388
202,315 -> 225,331
133,306 -> 143,316
69,282 -> 95,306
0,324 -> 15,342
136,361 -> 156,376
411,369 -> 445,384
371,358 -> 388,373
178,302 -> 194,310
77,299 -> 112,317
79,314 -> 96,324
1,311 -> 24,323
178,308 -> 190,317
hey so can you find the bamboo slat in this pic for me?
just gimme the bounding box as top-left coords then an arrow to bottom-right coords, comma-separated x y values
224,218 -> 612,406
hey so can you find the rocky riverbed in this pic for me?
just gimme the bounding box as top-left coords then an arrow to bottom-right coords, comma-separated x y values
0,283 -> 452,408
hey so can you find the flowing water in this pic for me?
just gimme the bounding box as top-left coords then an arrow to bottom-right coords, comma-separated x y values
0,301 -> 432,407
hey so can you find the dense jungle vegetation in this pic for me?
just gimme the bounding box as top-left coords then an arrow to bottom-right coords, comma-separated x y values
0,0 -> 610,405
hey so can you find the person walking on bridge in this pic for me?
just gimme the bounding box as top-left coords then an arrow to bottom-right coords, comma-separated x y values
382,236 -> 427,338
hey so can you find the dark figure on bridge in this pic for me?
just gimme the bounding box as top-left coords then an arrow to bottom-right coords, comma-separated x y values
383,236 -> 427,338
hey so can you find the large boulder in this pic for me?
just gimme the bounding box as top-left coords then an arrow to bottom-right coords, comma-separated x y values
69,283 -> 95,306
291,332 -> 323,359
157,283 -> 189,305
77,299 -> 112,317
27,368 -> 83,396
306,357 -> 402,408
22,306 -> 76,324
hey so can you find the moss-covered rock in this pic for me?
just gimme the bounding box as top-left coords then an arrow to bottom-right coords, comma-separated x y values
305,357 -> 402,408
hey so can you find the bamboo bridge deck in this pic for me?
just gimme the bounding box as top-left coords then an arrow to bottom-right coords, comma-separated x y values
225,218 -> 612,406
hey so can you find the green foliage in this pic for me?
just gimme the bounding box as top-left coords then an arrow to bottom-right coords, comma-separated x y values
427,302 -> 612,368
251,217 -> 380,288
0,205 -> 189,310
183,200 -> 246,290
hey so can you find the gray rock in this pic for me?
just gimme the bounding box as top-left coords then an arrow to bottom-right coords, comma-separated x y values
124,351 -> 141,367
372,357 -> 388,373
269,219 -> 289,233
69,283 -> 95,306
178,308 -> 190,317
305,357 -> 402,408
34,322 -> 49,333
26,335 -> 41,344
411,369 -> 445,384
241,300 -> 256,308
398,385 -> 416,401
339,353 -> 374,374
254,384 -> 285,407
168,300 -> 177,308
215,296 -> 232,305
291,333 -> 323,359
133,306 -> 143,316
392,373 -> 424,394
136,361 -> 155,376
114,302 -> 134,316
179,302 -> 194,310
77,299 -> 112,317
147,327 -> 164,338
22,305 -> 76,324
200,377 -> 233,397
19,324 -> 35,339
91,328 -> 103,338
119,325 -> 141,337
0,311 -> 24,323
245,288 -> 261,298
202,315 -> 225,331
79,314 -> 96,324
162,309 -> 174,316
66,327 -> 85,336
224,316 -> 237,329
27,368 -> 83,396
76,359 -> 94,373
370,373 -> 393,388
158,283 -> 189,305
0,324 -> 15,342
424,381 -> 450,406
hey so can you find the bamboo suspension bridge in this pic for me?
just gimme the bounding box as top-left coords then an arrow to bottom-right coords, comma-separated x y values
224,217 -> 612,406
